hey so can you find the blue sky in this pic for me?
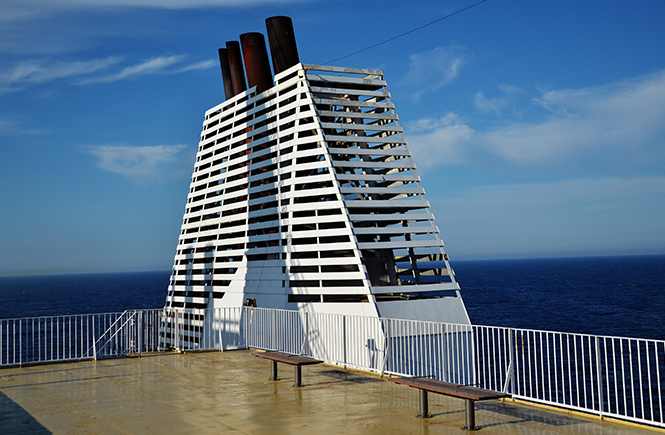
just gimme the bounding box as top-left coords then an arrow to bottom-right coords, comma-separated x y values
1,0 -> 664,276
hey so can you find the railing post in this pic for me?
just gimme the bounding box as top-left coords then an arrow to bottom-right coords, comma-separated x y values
272,309 -> 277,351
138,311 -> 143,356
503,328 -> 514,394
299,311 -> 309,356
342,315 -> 347,368
217,309 -> 223,352
511,329 -> 517,396
157,310 -> 163,351
443,323 -> 448,382
178,310 -> 182,351
19,320 -> 22,367
174,310 -> 179,351
243,307 -> 247,349
92,318 -> 97,361
175,309 -> 179,351
164,309 -> 169,351
380,318 -> 391,377
470,326 -> 477,386
595,336 -> 604,418
130,311 -> 135,354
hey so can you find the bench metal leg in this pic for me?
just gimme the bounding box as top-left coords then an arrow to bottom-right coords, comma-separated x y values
270,360 -> 280,381
416,389 -> 432,418
462,399 -> 480,431
293,365 -> 303,387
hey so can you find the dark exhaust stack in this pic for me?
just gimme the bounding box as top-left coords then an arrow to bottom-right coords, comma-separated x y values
265,16 -> 300,75
240,32 -> 273,94
226,41 -> 247,97
218,48 -> 234,100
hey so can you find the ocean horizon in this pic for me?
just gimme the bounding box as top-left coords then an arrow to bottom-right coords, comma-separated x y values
1,254 -> 663,341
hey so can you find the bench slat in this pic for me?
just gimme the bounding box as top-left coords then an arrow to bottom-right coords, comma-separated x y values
389,377 -> 509,401
252,351 -> 322,366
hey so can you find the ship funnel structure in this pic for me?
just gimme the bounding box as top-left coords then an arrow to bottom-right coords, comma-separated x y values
240,32 -> 273,94
225,41 -> 247,97
217,48 -> 234,100
166,17 -> 471,352
265,16 -> 300,75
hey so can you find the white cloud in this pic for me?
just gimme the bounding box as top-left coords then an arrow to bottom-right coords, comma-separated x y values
0,118 -> 50,136
436,176 -> 665,259
405,70 -> 665,173
0,57 -> 120,93
498,83 -> 524,96
175,59 -> 217,73
406,114 -> 474,170
403,46 -> 467,100
0,55 -> 216,91
473,84 -> 525,115
85,144 -> 190,183
0,0 -> 308,29
1,0 -> 301,15
485,71 -> 665,164
0,6 -> 41,25
62,0 -> 248,6
81,55 -> 185,83
473,92 -> 505,114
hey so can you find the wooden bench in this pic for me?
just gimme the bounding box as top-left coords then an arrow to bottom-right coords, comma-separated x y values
252,351 -> 322,387
389,377 -> 509,431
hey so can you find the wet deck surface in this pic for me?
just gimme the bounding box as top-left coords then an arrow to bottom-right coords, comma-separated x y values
0,350 -> 659,434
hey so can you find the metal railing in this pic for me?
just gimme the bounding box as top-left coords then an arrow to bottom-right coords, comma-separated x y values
161,307 -> 244,351
242,309 -> 475,384
0,310 -> 162,366
239,308 -> 664,428
475,326 -> 665,427
0,306 -> 662,428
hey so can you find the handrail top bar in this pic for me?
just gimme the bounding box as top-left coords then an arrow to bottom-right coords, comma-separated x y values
471,322 -> 665,344
0,308 -> 164,322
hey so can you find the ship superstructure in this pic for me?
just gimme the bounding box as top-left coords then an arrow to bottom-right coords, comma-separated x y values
164,17 -> 470,327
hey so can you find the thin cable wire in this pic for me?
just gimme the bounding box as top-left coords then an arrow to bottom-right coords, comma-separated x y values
323,0 -> 490,65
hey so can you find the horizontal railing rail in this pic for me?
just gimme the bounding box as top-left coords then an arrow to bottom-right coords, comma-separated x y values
0,306 -> 662,428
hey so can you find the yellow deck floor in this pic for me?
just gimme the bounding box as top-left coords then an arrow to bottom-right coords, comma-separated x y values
0,349 -> 660,434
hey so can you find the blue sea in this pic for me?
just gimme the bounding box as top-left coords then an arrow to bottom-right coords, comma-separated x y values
0,255 -> 663,340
